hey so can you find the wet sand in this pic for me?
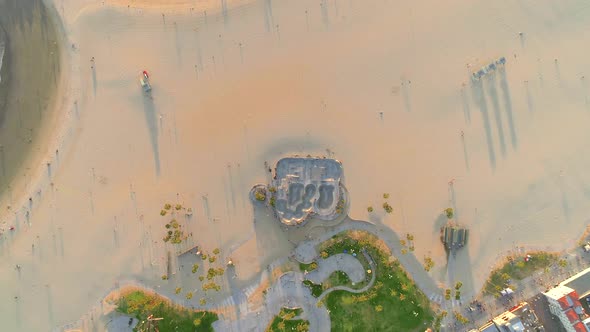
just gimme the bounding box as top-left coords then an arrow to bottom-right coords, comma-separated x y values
4,0 -> 590,330
0,0 -> 64,208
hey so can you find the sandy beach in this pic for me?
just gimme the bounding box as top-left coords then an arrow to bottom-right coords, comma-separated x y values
3,0 -> 590,330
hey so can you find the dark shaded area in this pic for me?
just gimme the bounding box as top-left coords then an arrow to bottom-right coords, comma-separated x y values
498,67 -> 518,149
318,183 -> 334,209
471,78 -> 496,169
486,74 -> 507,158
450,247 -> 476,302
263,0 -> 274,32
141,95 -> 161,176
528,294 -> 567,332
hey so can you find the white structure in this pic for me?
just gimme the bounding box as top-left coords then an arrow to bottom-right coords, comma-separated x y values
543,285 -> 589,332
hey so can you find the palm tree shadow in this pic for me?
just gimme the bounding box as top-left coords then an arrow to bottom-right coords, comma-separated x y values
141,94 -> 161,176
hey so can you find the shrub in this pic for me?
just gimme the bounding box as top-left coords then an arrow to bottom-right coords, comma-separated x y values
175,287 -> 182,294
445,208 -> 454,219
383,202 -> 393,213
160,210 -> 167,216
455,281 -> 463,290
254,188 -> 266,201
186,292 -> 193,300
383,193 -> 390,199
367,206 -> 374,213
164,203 -> 172,210
175,204 -> 182,210
213,248 -> 220,255
161,275 -> 168,280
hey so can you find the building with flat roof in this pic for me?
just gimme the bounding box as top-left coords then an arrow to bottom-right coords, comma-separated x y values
562,267 -> 590,299
473,302 -> 542,332
543,285 -> 589,332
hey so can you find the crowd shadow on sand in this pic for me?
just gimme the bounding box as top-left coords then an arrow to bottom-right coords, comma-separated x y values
140,94 -> 161,175
470,78 -> 496,170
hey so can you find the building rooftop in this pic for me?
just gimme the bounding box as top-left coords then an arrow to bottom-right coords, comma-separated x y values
573,321 -> 588,332
563,267 -> 590,298
479,321 -> 500,332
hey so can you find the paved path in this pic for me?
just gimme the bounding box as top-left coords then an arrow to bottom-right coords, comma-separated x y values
213,271 -> 330,332
306,253 -> 365,284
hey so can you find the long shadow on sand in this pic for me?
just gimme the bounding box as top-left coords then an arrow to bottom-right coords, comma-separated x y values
498,68 -> 518,149
141,95 -> 161,176
461,88 -> 471,124
91,65 -> 97,96
471,78 -> 496,169
263,0 -> 275,32
486,74 -> 506,158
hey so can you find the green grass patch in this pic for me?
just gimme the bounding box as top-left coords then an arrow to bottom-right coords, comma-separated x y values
299,261 -> 318,272
483,251 -> 557,296
265,307 -> 309,332
116,290 -> 218,332
302,280 -> 324,298
320,231 -> 433,331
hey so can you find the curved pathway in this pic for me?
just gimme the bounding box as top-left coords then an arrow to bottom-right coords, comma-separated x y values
316,250 -> 377,302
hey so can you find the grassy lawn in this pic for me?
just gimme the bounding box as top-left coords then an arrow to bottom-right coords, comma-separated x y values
265,307 -> 309,332
483,251 -> 558,296
116,290 -> 218,332
318,231 -> 433,332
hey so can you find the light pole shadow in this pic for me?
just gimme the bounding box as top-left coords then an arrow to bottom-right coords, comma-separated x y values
498,67 -> 518,149
140,95 -> 161,176
470,78 -> 496,170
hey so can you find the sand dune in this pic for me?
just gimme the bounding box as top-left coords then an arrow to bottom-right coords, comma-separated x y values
3,0 -> 590,330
